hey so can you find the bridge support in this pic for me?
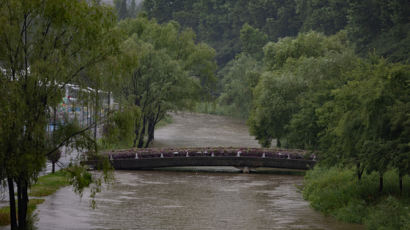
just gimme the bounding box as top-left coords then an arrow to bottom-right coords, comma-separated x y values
242,166 -> 250,174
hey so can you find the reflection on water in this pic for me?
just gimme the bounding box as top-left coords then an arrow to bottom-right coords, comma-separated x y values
29,113 -> 363,229
34,171 -> 363,230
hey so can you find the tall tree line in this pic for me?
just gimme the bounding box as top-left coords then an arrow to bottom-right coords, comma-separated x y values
143,0 -> 409,66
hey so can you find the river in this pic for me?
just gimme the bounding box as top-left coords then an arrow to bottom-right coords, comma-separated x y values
31,112 -> 362,229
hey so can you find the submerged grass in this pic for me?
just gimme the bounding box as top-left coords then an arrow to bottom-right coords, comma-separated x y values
303,166 -> 410,229
0,170 -> 70,226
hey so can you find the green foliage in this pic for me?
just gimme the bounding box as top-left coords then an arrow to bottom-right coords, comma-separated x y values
218,54 -> 261,119
317,59 -> 410,177
66,166 -> 93,196
143,0 -> 302,66
114,0 -> 141,20
240,24 -> 268,59
0,0 -> 118,228
365,196 -> 410,230
100,106 -> 141,149
248,31 -> 352,148
296,0 -> 349,35
263,31 -> 347,70
0,199 -> 45,226
248,71 -> 306,147
143,0 -> 409,68
193,102 -> 244,118
303,166 -> 410,229
115,16 -> 216,147
347,0 -> 410,62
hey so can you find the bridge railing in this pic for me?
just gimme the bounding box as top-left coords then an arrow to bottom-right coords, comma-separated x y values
102,147 -> 316,161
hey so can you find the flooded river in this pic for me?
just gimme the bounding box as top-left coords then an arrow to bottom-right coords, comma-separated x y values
31,112 -> 362,229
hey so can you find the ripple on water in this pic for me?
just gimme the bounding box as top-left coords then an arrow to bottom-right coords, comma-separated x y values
34,113 -> 363,230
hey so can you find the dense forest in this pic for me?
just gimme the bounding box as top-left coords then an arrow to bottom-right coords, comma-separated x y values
143,0 -> 409,66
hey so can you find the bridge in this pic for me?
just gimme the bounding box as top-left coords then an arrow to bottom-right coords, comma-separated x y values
88,147 -> 316,172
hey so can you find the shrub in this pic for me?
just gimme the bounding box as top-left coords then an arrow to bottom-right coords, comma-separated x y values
303,166 -> 409,229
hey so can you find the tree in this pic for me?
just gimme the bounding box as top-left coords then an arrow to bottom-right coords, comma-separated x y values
316,56 -> 410,191
115,17 -> 216,148
296,0 -> 349,35
240,23 -> 268,59
248,31 -> 349,147
248,71 -> 305,147
0,0 -> 117,228
218,54 -> 261,118
347,0 -> 410,62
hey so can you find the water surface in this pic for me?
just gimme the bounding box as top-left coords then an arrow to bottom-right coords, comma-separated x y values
31,112 -> 363,230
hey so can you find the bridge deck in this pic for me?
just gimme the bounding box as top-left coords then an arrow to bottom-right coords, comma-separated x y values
89,147 -> 316,170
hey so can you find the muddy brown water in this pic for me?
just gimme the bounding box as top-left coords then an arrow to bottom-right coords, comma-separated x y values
24,113 -> 363,229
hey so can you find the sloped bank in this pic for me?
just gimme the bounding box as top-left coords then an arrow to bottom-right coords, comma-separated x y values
303,166 -> 409,229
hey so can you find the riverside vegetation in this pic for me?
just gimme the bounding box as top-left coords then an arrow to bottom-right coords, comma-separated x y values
1,0 -> 409,229
0,0 -> 216,229
304,167 -> 409,229
0,171 -> 70,226
140,1 -> 409,229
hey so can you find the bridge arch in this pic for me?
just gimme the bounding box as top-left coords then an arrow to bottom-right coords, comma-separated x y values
96,147 -> 316,171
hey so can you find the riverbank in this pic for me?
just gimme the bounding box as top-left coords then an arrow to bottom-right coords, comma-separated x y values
303,166 -> 409,229
0,171 -> 70,226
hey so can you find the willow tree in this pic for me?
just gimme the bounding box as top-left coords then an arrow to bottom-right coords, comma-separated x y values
318,58 -> 410,190
0,0 -> 117,229
248,31 -> 349,147
116,17 -> 216,148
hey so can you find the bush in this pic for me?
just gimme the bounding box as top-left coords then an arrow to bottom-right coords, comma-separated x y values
303,166 -> 409,229
365,196 -> 410,230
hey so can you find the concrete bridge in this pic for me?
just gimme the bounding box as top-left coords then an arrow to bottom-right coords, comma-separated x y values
88,147 -> 316,172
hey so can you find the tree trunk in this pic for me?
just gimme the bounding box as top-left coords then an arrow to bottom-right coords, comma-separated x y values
17,179 -> 22,228
137,117 -> 146,148
17,179 -> 28,230
7,178 -> 17,230
399,172 -> 403,195
133,117 -> 141,147
356,163 -> 364,182
379,173 -> 384,193
94,91 -> 99,142
52,162 -> 55,173
108,91 -> 111,113
276,138 -> 281,148
144,121 -> 155,148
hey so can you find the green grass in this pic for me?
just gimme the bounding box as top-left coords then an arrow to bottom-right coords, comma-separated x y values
303,166 -> 410,229
0,171 -> 70,226
30,170 -> 70,197
0,199 -> 45,226
193,102 -> 248,119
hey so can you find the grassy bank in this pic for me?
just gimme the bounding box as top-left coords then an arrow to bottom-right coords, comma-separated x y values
0,170 -> 70,226
303,166 -> 409,229
194,102 -> 248,119
0,199 -> 45,226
